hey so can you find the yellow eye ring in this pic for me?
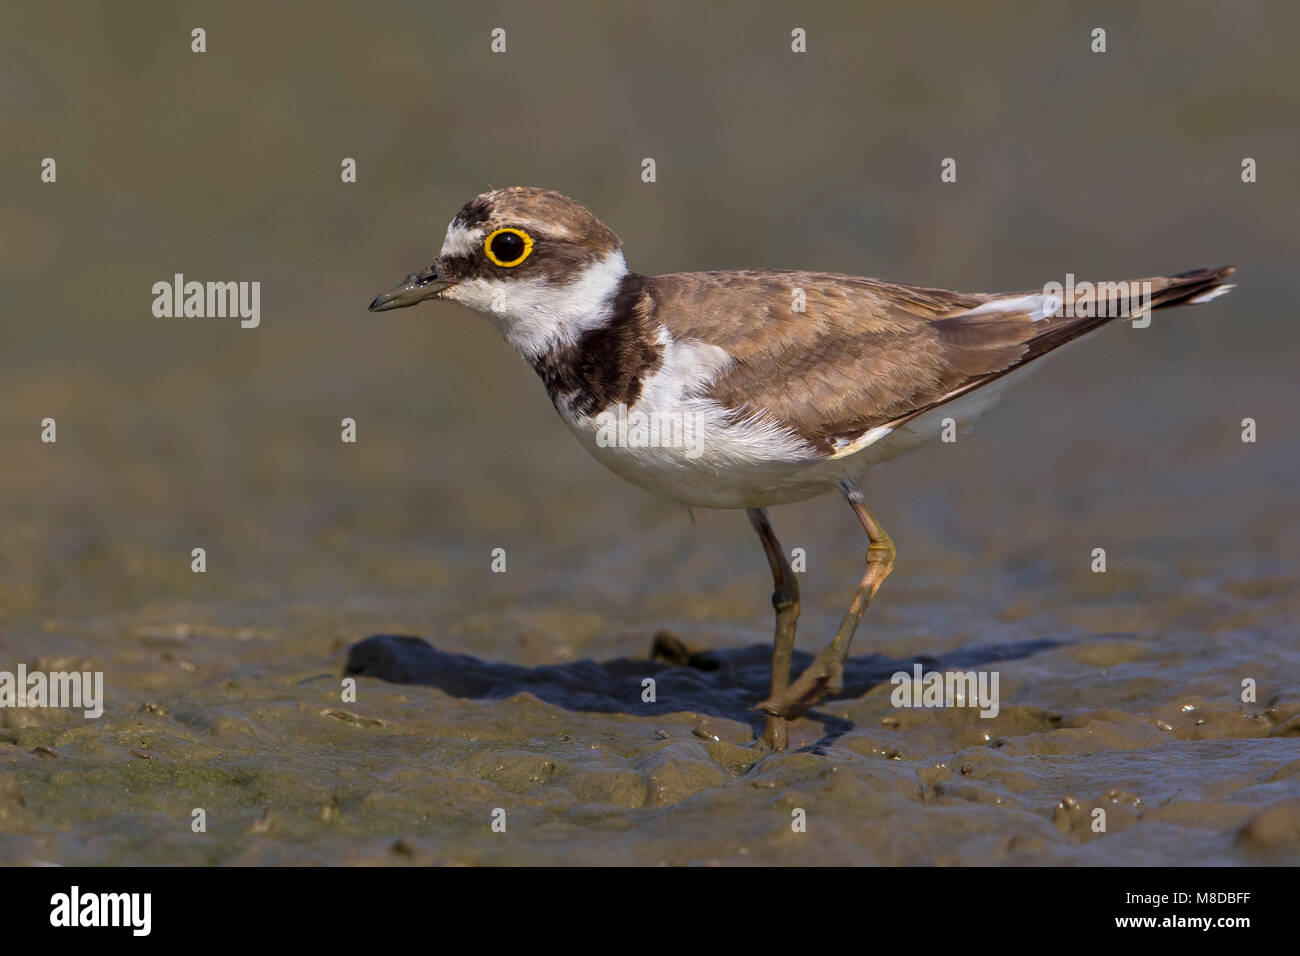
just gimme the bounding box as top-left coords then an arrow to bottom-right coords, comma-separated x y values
483,227 -> 534,267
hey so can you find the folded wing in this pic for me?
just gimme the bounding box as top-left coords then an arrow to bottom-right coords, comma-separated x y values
648,266 -> 1235,457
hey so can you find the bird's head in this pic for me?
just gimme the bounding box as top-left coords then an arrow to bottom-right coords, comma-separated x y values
369,186 -> 629,359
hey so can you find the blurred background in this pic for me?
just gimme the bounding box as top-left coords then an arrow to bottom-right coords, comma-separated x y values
0,1 -> 1296,864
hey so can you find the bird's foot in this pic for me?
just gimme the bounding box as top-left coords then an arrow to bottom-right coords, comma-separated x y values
756,715 -> 789,752
756,647 -> 844,720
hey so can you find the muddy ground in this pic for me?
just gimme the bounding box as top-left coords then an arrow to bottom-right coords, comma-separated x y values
1,324 -> 1296,864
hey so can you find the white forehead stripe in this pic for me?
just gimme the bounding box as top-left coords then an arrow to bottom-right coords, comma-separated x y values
440,220 -> 484,257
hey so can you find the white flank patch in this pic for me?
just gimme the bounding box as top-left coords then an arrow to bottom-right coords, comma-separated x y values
634,329 -> 814,466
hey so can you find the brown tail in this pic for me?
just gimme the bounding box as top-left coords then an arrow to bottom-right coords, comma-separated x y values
889,265 -> 1240,432
1020,264 -> 1237,362
1144,265 -> 1238,310
1051,264 -> 1237,317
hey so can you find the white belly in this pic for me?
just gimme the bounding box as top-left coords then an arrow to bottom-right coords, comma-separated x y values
559,401 -> 846,509
553,330 -> 1054,510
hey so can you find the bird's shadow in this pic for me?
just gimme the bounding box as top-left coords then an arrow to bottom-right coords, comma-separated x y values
343,631 -> 1067,751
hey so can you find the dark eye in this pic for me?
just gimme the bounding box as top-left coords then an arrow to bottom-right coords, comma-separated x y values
485,228 -> 533,267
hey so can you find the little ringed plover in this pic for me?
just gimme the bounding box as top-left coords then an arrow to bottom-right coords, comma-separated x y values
370,186 -> 1236,751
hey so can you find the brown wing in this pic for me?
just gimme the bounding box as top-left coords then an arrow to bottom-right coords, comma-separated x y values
647,266 -> 1235,454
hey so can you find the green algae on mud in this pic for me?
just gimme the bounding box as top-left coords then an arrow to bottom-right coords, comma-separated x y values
1,604 -> 1298,865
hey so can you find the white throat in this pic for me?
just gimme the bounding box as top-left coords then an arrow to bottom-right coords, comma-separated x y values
442,230 -> 628,361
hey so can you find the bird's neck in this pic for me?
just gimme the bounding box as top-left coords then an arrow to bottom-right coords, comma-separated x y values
529,271 -> 665,418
